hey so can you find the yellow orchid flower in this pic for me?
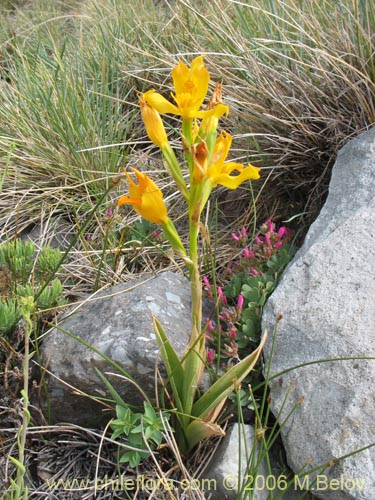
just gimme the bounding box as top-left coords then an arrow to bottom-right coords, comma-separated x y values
207,131 -> 260,189
118,168 -> 168,225
139,94 -> 169,149
143,56 -> 228,120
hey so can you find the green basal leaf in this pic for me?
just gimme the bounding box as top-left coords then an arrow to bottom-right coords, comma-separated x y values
228,388 -> 249,407
115,405 -> 128,420
224,273 -> 245,298
191,332 -> 267,421
152,315 -> 184,412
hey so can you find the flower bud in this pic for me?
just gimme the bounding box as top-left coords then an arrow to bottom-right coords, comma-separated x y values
207,348 -> 215,364
139,94 -> 169,148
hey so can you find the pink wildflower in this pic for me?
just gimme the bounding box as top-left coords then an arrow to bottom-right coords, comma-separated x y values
250,267 -> 262,276
219,310 -> 230,321
217,286 -> 227,304
232,227 -> 247,243
207,348 -> 215,364
266,219 -> 274,232
229,327 -> 237,339
237,294 -> 244,312
264,233 -> 271,246
242,248 -> 250,259
205,319 -> 215,332
243,247 -> 255,259
203,275 -> 211,289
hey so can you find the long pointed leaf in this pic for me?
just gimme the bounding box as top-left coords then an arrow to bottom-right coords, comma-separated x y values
192,331 -> 267,420
181,330 -> 206,415
152,315 -> 185,412
184,418 -> 225,452
95,368 -> 128,407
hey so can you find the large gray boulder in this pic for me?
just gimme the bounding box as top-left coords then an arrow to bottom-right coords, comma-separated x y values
40,271 -> 197,425
262,127 -> 375,500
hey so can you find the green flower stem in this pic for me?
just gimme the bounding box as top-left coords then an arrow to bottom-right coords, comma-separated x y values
180,209 -> 205,421
181,118 -> 194,175
162,218 -> 192,270
187,187 -> 202,331
161,145 -> 189,200
189,222 -> 201,340
15,296 -> 34,499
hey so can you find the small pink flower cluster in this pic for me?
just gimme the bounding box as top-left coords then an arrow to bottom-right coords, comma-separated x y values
228,219 -> 290,276
204,220 -> 291,366
152,229 -> 162,242
203,287 -> 244,365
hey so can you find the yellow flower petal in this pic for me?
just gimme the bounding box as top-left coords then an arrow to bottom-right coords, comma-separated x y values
209,130 -> 232,164
189,55 -> 210,109
172,55 -> 209,115
118,168 -> 168,225
207,131 -> 260,189
145,56 -> 211,119
199,103 -> 230,136
143,89 -> 179,115
211,163 -> 260,189
172,60 -> 190,95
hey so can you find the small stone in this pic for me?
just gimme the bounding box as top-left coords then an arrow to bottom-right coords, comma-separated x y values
205,424 -> 301,500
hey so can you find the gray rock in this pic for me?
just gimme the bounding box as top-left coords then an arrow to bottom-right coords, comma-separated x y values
262,128 -> 375,500
19,217 -> 75,250
301,127 -> 375,253
40,271 -> 201,425
205,424 -> 303,500
205,424 -> 269,500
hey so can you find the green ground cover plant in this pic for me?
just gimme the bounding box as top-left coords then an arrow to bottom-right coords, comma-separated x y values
0,239 -> 66,337
1,0 -> 375,498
